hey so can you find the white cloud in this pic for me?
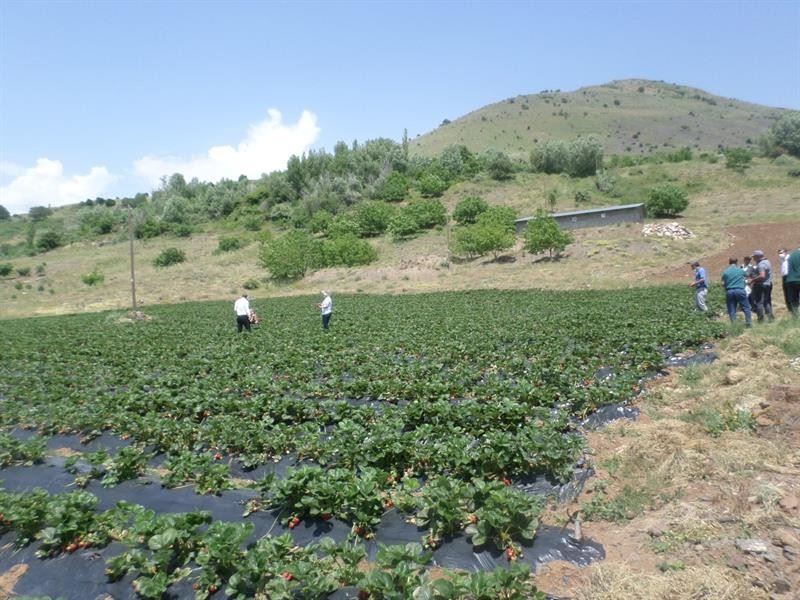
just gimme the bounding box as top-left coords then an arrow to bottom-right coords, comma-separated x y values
134,109 -> 320,187
0,159 -> 116,215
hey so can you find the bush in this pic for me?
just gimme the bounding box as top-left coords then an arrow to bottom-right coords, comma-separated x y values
35,231 -> 62,252
404,199 -> 447,230
169,223 -> 194,237
153,247 -> 186,267
309,210 -> 333,235
16,266 -> 31,277
269,203 -> 293,225
724,148 -> 752,171
242,216 -> 263,231
452,223 -> 515,258
595,170 -> 616,194
0,205 -> 10,220
574,191 -> 591,205
646,184 -> 689,217
762,112 -> 800,158
453,196 -> 489,225
484,151 -> 515,181
242,278 -> 260,290
28,206 -> 52,221
388,213 -> 419,240
328,215 -> 361,238
320,234 -> 378,267
417,173 -> 448,198
0,263 -> 12,276
476,206 -> 517,233
523,212 -> 574,258
375,172 -> 409,202
530,136 -> 602,177
355,201 -> 394,237
134,217 -> 167,239
35,263 -> 46,275
259,230 -> 319,280
217,236 -> 243,252
81,269 -> 105,286
788,168 -> 800,178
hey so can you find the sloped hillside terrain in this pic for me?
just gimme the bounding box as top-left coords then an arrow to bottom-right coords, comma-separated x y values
412,79 -> 790,158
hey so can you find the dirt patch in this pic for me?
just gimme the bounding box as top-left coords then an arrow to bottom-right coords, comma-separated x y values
0,563 -> 28,597
534,322 -> 800,599
51,447 -> 81,458
654,221 -> 800,288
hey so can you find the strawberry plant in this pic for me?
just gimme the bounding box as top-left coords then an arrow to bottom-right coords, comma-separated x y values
466,479 -> 542,557
0,432 -> 46,466
412,476 -> 472,546
162,451 -> 233,495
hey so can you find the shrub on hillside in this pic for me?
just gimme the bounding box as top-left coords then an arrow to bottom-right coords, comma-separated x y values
320,234 -> 377,267
81,269 -> 105,286
452,223 -> 515,259
646,184 -> 689,217
328,215 -> 361,238
453,196 -> 489,225
405,199 -> 447,229
594,170 -> 616,194
242,278 -> 260,290
153,247 -> 186,268
242,216 -> 263,231
0,205 -> 10,220
309,210 -> 333,235
375,172 -> 409,202
530,136 -> 603,177
0,263 -> 12,276
135,217 -> 168,239
355,201 -> 394,237
418,173 -> 448,198
484,151 -> 515,181
35,231 -> 62,252
169,223 -> 194,237
724,148 -> 752,172
476,206 -> 517,233
523,212 -> 574,258
761,113 -> 800,158
29,206 -> 52,221
259,230 -> 319,280
217,236 -> 243,253
388,213 -> 419,240
16,266 -> 31,277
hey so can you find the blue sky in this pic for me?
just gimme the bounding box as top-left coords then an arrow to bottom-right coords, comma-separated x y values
1,0 -> 798,214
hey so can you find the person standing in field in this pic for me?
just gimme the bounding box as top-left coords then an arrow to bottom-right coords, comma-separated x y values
721,258 -> 752,327
786,245 -> 800,318
234,293 -> 252,333
741,255 -> 756,300
778,248 -> 791,314
316,290 -> 333,330
749,250 -> 775,322
688,261 -> 709,313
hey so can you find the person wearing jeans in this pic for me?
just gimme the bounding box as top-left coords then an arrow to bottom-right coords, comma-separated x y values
749,250 -> 774,322
688,261 -> 709,312
721,257 -> 752,327
786,246 -> 800,318
317,290 -> 333,330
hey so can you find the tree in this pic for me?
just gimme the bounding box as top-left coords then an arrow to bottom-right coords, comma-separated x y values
388,213 -> 419,240
484,150 -> 515,181
476,206 -> 517,233
523,212 -> 574,258
0,205 -> 10,220
259,230 -> 320,279
29,206 -> 52,221
452,223 -> 515,259
453,196 -> 489,225
404,199 -> 447,229
355,201 -> 394,237
375,172 -> 409,202
319,234 -> 377,267
763,112 -> 800,158
646,184 -> 689,217
417,173 -> 448,198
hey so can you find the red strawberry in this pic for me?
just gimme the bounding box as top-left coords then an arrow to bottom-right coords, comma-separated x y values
281,571 -> 294,581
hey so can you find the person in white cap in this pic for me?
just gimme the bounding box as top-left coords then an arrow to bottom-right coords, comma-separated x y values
316,290 -> 333,330
749,250 -> 774,322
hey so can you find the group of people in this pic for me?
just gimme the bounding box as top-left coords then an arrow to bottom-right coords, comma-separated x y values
234,290 -> 333,332
690,246 -> 800,326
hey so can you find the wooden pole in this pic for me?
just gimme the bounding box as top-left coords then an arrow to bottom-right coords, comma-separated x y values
128,206 -> 137,311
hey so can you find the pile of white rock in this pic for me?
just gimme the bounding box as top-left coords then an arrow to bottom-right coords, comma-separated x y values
642,222 -> 694,239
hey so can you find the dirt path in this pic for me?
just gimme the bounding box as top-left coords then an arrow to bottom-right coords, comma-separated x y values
655,221 -> 800,285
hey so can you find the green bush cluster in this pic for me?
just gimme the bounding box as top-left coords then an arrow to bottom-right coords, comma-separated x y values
646,184 -> 689,217
153,247 -> 186,268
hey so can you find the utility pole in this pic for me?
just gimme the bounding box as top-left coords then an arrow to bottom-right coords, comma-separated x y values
128,206 -> 137,311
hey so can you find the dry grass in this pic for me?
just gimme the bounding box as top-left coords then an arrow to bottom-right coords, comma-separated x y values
548,320 -> 800,598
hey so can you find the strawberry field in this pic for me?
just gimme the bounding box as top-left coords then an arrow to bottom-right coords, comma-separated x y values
0,288 -> 724,599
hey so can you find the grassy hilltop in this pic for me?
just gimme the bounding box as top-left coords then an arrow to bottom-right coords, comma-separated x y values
411,79 -> 790,158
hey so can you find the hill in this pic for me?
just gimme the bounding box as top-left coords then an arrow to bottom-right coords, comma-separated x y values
411,79 -> 791,158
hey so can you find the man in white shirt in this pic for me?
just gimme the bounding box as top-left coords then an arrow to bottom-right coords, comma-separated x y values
316,290 -> 333,330
234,294 -> 251,332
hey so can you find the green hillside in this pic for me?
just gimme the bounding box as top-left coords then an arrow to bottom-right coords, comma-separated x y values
411,79 -> 792,158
